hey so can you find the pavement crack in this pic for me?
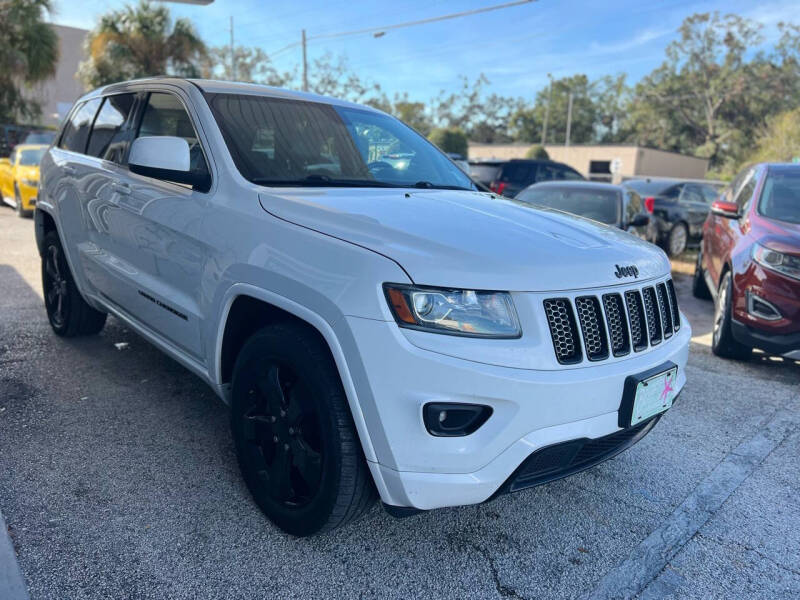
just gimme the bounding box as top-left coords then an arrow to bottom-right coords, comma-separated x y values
467,541 -> 527,600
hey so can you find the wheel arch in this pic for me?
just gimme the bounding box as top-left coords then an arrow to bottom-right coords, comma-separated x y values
213,284 -> 381,465
34,207 -> 58,257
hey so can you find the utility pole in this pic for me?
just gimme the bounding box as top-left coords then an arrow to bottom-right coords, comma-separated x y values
302,29 -> 308,92
229,16 -> 235,80
541,72 -> 552,146
565,91 -> 573,148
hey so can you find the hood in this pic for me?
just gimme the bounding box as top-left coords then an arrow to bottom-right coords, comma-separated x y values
258,188 -> 670,291
756,216 -> 800,256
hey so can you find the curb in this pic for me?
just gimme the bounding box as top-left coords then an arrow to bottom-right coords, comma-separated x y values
0,510 -> 29,600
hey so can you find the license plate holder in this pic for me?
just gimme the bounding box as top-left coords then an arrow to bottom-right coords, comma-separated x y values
618,361 -> 678,428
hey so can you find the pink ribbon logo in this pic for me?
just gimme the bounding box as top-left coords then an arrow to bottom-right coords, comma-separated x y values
659,373 -> 674,405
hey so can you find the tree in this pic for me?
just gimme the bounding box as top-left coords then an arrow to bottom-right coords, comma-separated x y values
509,74 -> 598,145
428,127 -> 468,157
624,12 -> 790,168
748,108 -> 800,164
525,145 -> 549,159
307,53 -> 384,105
201,45 -> 292,86
78,0 -> 206,89
0,0 -> 58,123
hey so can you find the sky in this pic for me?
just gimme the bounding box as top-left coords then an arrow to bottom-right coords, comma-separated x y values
50,0 -> 799,101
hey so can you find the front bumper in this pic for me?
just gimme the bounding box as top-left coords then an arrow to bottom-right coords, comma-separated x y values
348,314 -> 691,510
18,183 -> 37,210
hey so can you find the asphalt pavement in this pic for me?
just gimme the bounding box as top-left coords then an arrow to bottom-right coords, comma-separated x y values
1,207 -> 798,599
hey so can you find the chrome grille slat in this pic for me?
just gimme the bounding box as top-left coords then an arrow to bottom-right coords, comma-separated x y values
624,289 -> 648,352
641,286 -> 662,345
666,279 -> 681,331
543,298 -> 582,364
575,296 -> 609,361
602,293 -> 630,357
656,283 -> 673,338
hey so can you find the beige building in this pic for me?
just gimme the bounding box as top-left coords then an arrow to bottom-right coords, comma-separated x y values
468,143 -> 709,183
28,24 -> 89,127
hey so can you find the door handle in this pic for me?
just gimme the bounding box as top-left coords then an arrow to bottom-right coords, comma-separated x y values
112,182 -> 131,195
62,166 -> 76,176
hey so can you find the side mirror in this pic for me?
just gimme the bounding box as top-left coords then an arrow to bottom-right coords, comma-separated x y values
129,136 -> 209,190
710,200 -> 739,219
629,213 -> 650,227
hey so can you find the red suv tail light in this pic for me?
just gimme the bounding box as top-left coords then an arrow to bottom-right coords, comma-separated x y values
644,196 -> 655,213
490,181 -> 506,195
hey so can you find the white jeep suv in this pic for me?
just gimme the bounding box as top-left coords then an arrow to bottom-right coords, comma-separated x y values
36,79 -> 690,536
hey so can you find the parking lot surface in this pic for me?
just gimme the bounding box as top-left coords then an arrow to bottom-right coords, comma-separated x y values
1,208 -> 798,599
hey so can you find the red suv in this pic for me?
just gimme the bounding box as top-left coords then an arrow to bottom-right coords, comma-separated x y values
693,163 -> 800,360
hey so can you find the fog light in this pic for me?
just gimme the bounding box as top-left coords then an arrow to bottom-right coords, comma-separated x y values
747,291 -> 782,321
423,403 -> 492,437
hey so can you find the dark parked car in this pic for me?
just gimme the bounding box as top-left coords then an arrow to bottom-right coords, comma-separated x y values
516,181 -> 656,243
625,178 -> 721,256
469,158 -> 584,198
693,163 -> 800,361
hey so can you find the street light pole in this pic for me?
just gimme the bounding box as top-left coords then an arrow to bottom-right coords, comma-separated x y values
302,29 -> 308,92
565,91 -> 573,148
229,16 -> 235,80
541,73 -> 552,146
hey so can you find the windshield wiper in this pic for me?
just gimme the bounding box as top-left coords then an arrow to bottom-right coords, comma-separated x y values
414,181 -> 473,191
251,175 -> 399,188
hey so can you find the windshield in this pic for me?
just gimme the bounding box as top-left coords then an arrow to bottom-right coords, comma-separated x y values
207,93 -> 475,190
18,148 -> 45,166
516,186 -> 620,225
23,131 -> 55,145
758,170 -> 800,224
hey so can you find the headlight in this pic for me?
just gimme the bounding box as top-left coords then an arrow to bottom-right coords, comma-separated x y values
752,243 -> 800,281
21,178 -> 38,188
384,284 -> 521,338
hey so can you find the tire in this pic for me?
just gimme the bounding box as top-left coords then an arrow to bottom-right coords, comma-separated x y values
41,230 -> 107,337
15,187 -> 32,218
231,323 -> 376,536
692,248 -> 712,300
665,222 -> 688,257
711,271 -> 751,360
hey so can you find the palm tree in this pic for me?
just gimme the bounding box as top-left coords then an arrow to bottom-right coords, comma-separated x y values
78,0 -> 206,89
0,0 -> 59,123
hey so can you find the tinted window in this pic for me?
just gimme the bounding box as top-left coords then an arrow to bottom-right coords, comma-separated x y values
86,94 -> 136,161
537,164 -> 583,182
136,92 -> 209,178
59,98 -> 101,153
517,186 -> 620,225
735,172 -> 757,212
700,184 -> 719,203
500,162 -> 537,185
758,169 -> 800,223
681,184 -> 704,203
208,93 -> 473,189
18,148 -> 45,166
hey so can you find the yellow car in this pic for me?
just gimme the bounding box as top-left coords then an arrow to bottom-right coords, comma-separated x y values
0,144 -> 47,218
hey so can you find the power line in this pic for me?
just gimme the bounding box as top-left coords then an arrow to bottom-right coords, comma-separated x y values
307,0 -> 535,42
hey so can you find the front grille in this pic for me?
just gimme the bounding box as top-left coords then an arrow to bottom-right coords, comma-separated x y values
544,278 -> 679,363
641,286 -> 662,345
543,298 -> 581,364
603,293 -> 630,357
656,283 -> 673,338
625,290 -> 648,352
